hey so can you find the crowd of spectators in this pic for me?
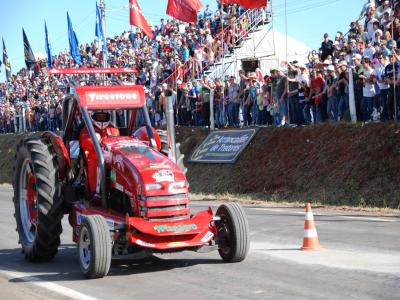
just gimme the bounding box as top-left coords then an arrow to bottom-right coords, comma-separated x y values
0,2 -> 260,132
2,0 -> 400,134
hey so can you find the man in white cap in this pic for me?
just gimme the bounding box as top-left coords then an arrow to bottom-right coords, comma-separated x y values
337,61 -> 348,120
325,65 -> 338,121
359,57 -> 376,122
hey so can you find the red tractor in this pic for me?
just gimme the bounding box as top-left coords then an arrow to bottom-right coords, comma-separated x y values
13,68 -> 249,278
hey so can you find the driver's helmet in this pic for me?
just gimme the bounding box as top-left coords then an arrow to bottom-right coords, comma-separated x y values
90,111 -> 111,130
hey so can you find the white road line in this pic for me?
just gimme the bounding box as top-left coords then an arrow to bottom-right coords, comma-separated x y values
0,269 -> 100,300
250,241 -> 400,275
337,215 -> 398,222
248,207 -> 398,222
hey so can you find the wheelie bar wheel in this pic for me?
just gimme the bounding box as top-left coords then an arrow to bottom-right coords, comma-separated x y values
78,215 -> 112,279
216,203 -> 250,262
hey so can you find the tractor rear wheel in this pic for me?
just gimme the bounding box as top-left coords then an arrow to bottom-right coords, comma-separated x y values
78,215 -> 112,279
13,138 -> 63,262
216,203 -> 250,262
157,129 -> 187,174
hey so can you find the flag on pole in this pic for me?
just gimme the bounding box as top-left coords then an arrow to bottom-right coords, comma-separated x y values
129,0 -> 154,39
67,12 -> 82,64
166,0 -> 203,24
221,0 -> 266,9
23,28 -> 37,70
2,38 -> 11,81
95,2 -> 108,59
45,21 -> 53,68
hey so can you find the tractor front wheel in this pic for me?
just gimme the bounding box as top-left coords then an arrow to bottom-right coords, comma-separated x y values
216,203 -> 250,263
78,215 -> 112,279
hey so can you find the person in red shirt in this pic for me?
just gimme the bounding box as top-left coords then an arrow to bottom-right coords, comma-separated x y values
308,70 -> 325,123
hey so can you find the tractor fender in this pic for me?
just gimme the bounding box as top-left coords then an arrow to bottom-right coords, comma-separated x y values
133,126 -> 161,152
41,131 -> 71,180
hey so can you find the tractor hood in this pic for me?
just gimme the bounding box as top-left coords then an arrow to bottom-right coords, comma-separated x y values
102,137 -> 187,196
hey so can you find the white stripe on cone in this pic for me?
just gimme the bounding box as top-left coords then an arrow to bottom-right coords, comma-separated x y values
305,212 -> 314,220
304,229 -> 318,238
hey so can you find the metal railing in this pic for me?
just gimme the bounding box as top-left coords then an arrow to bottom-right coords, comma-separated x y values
162,6 -> 271,86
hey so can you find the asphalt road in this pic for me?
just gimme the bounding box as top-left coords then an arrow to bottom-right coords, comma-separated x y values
0,186 -> 399,300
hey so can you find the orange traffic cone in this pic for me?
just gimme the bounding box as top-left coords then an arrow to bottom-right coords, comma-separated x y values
301,203 -> 320,251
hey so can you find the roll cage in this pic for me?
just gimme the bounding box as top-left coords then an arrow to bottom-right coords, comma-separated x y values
49,68 -> 156,208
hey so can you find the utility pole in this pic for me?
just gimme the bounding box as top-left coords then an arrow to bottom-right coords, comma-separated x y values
99,0 -> 108,68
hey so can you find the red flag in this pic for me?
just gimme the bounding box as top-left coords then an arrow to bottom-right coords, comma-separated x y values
221,0 -> 266,10
129,0 -> 154,38
166,0 -> 203,24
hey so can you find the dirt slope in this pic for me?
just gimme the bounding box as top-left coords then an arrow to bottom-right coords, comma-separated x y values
1,123 -> 399,208
177,123 -> 400,208
0,133 -> 37,184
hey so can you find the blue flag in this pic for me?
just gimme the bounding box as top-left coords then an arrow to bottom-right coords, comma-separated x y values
95,2 -> 108,60
67,12 -> 81,65
44,21 -> 52,68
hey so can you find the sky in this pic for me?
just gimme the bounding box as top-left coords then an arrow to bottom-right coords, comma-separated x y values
0,0 -> 365,81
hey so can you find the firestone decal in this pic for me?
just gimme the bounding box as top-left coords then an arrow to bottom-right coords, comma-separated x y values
152,170 -> 174,183
154,224 -> 197,233
87,92 -> 138,103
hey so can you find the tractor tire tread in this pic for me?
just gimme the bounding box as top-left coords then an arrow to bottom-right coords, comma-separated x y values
13,138 -> 63,262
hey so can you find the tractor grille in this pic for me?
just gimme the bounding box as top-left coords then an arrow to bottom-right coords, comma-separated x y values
139,193 -> 190,221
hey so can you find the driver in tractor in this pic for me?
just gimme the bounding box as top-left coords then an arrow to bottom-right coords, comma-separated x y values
79,111 -> 120,196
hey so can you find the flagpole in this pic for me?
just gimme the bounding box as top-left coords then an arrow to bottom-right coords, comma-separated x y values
391,0 -> 397,122
285,0 -> 290,125
99,0 -> 108,68
221,5 -> 225,128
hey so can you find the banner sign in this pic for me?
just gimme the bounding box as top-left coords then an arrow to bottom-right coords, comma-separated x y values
47,67 -> 137,75
189,128 -> 259,164
75,85 -> 145,110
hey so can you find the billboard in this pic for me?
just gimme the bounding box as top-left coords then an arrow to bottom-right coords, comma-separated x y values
189,128 -> 259,164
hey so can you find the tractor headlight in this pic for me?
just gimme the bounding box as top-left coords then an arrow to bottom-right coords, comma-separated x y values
169,181 -> 187,190
145,183 -> 163,191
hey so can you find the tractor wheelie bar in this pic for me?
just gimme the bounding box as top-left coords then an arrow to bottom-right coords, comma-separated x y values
13,68 -> 250,278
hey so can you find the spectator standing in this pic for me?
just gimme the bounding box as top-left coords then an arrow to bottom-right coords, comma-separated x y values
336,61 -> 349,121
287,63 -> 300,124
360,57 -> 376,122
353,53 -> 365,121
201,76 -> 212,126
374,54 -> 390,120
308,70 -> 324,123
194,44 -> 205,79
325,65 -> 338,121
276,69 -> 288,125
384,53 -> 399,120
227,76 -> 240,127
321,33 -> 334,61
